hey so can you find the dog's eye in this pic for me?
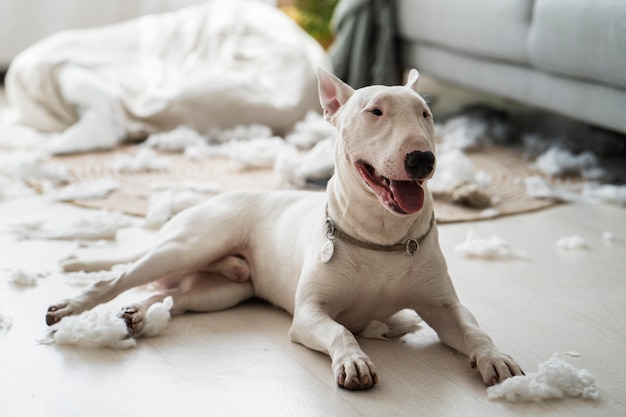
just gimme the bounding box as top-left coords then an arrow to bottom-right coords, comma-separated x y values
422,111 -> 429,118
371,108 -> 383,117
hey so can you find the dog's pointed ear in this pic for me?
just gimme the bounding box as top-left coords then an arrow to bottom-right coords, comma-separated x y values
405,69 -> 420,92
317,68 -> 354,121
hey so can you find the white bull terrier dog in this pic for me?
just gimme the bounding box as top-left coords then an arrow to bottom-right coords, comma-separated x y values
46,68 -> 523,390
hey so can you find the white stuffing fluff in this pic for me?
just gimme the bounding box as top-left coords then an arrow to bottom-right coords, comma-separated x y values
53,178 -> 119,201
191,137 -> 290,169
360,309 -> 422,340
0,155 -> 71,184
144,190 -> 204,229
274,137 -> 335,187
108,147 -> 170,173
487,353 -> 599,402
141,297 -> 174,337
556,235 -> 589,250
455,230 -> 528,260
45,309 -> 137,349
149,179 -> 220,194
43,296 -> 173,348
6,269 -> 48,287
285,111 -> 336,149
0,312 -> 13,335
429,149 -> 490,194
582,183 -> 626,206
11,210 -> 132,241
602,231 -> 615,242
360,321 -> 391,341
207,123 -> 273,145
436,115 -> 501,151
534,146 -> 603,179
144,125 -> 207,152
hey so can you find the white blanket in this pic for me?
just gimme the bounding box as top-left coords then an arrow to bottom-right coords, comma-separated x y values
5,0 -> 330,137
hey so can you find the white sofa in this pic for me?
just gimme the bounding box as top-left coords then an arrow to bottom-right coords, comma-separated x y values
396,0 -> 626,135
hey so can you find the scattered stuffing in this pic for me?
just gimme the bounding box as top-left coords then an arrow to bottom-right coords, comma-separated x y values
436,114 -> 508,152
602,231 -> 615,242
108,147 -> 170,173
0,156 -> 71,184
360,321 -> 390,341
191,137 -> 290,169
479,208 -> 500,219
275,137 -> 335,187
149,179 -> 220,194
11,210 -> 132,241
41,297 -> 173,348
141,297 -> 174,337
207,123 -> 273,145
144,190 -> 204,229
524,175 -> 577,202
556,235 -> 589,250
5,269 -> 48,287
429,149 -> 490,195
53,178 -> 119,201
285,111 -> 336,150
455,230 -> 529,260
563,350 -> 581,357
0,312 -> 13,335
144,125 -> 207,152
534,146 -> 604,180
487,353 -> 599,402
582,183 -> 626,206
360,309 -> 422,340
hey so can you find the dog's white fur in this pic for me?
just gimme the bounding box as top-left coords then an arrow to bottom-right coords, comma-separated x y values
47,69 -> 523,390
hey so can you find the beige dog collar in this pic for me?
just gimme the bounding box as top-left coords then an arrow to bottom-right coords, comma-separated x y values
321,209 -> 436,263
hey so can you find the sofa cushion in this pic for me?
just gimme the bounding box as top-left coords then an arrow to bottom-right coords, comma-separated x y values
396,0 -> 532,64
529,0 -> 626,88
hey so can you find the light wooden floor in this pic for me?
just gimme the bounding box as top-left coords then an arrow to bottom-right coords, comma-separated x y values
0,192 -> 624,416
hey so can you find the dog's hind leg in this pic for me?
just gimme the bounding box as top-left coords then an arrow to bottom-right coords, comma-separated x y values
120,272 -> 255,336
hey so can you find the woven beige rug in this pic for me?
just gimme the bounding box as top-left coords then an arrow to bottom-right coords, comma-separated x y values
53,144 -> 558,224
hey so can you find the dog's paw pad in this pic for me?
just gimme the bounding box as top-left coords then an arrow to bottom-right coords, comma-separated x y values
46,302 -> 74,326
118,305 -> 144,335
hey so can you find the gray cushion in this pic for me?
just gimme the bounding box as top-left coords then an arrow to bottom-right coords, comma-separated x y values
529,0 -> 626,88
396,0 -> 532,64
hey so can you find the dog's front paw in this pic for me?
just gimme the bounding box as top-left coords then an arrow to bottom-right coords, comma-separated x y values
333,353 -> 378,390
118,304 -> 145,336
46,301 -> 82,326
470,350 -> 524,386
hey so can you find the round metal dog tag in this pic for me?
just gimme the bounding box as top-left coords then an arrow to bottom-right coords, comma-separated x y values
320,240 -> 335,263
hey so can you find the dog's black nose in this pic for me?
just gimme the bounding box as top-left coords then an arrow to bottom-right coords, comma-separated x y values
405,151 -> 435,179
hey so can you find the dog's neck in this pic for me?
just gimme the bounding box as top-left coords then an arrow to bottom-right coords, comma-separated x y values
325,171 -> 435,247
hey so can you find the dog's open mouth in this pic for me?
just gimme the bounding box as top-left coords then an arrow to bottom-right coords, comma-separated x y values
356,161 -> 425,214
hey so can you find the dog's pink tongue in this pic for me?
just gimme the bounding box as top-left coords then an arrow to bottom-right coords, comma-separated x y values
390,180 -> 424,213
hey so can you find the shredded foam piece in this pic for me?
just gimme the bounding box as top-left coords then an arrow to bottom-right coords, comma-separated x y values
141,297 -> 174,337
360,310 -> 422,340
0,312 -> 13,334
274,137 -> 335,187
144,125 -> 207,152
285,111 -> 336,149
149,179 -> 220,194
487,353 -> 599,402
191,137 -> 290,169
437,115 -> 491,151
0,156 -> 71,184
12,210 -> 131,241
602,231 -> 615,242
361,321 -> 390,341
429,149 -> 490,195
108,147 -> 170,173
42,297 -> 173,348
206,123 -> 273,145
43,309 -> 136,349
455,230 -> 529,260
556,235 -> 589,250
582,183 -> 626,205
144,190 -> 203,229
6,269 -> 48,287
53,178 -> 119,201
534,146 -> 603,180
